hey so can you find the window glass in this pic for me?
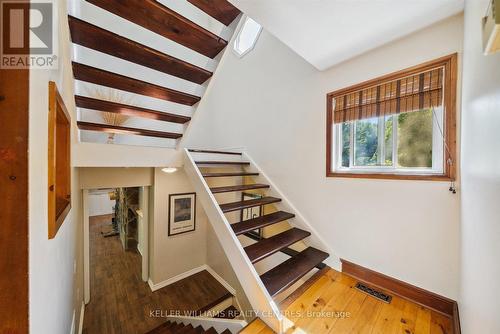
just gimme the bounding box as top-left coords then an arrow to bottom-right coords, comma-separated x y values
397,109 -> 433,168
384,115 -> 393,165
341,122 -> 350,167
354,117 -> 379,166
234,17 -> 262,57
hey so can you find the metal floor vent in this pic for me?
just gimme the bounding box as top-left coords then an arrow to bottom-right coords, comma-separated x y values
355,282 -> 392,303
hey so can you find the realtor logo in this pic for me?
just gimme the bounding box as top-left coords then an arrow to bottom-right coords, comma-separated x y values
1,0 -> 57,69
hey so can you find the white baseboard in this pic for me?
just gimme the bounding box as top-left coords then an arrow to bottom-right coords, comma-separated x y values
204,266 -> 236,295
78,301 -> 85,334
148,265 -> 208,292
71,309 -> 76,334
148,265 -> 236,296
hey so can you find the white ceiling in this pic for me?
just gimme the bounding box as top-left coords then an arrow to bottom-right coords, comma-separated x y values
229,0 -> 464,70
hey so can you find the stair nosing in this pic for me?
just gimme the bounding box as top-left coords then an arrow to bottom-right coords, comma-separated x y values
195,161 -> 250,165
244,228 -> 311,264
202,172 -> 259,178
219,197 -> 281,213
232,211 -> 295,236
261,247 -> 330,297
210,183 -> 269,194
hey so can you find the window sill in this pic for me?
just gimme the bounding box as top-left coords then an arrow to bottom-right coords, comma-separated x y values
327,171 -> 453,181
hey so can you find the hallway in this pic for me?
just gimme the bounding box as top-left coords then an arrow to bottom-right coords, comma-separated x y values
83,215 -> 231,334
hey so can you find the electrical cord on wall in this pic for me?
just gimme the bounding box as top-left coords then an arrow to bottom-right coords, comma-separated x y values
432,108 -> 456,194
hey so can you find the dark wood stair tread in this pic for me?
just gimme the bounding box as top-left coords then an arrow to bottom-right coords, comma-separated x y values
72,62 -> 200,106
195,161 -> 250,165
232,211 -> 295,236
220,197 -> 281,213
68,16 -> 212,84
244,228 -> 311,264
188,149 -> 242,155
77,121 -> 182,139
210,183 -> 269,193
202,172 -> 259,178
220,330 -> 232,334
204,328 -> 218,334
193,326 -> 205,334
261,247 -> 329,297
75,96 -> 190,124
177,324 -> 194,334
87,0 -> 227,58
214,305 -> 240,319
197,291 -> 233,314
187,0 -> 240,26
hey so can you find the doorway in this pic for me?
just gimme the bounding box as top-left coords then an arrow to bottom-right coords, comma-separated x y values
83,186 -> 150,305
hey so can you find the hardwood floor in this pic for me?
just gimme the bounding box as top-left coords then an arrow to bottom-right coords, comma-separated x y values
240,268 -> 453,334
83,215 -> 230,334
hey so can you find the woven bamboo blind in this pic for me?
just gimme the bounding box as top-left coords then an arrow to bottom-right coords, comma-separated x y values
332,67 -> 444,124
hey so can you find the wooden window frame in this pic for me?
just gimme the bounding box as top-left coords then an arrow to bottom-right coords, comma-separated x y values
326,54 -> 457,181
48,81 -> 71,239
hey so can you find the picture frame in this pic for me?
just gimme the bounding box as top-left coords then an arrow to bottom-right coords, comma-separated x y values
168,192 -> 196,236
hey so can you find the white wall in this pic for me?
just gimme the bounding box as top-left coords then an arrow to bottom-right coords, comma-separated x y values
150,168 -> 208,284
88,190 -> 115,216
29,1 -> 84,333
183,14 -> 464,299
460,0 -> 500,332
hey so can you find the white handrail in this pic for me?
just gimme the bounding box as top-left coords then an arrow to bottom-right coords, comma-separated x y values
183,149 -> 283,333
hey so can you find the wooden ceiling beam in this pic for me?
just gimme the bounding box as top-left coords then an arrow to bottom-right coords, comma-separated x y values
187,0 -> 241,26
68,16 -> 212,84
77,121 -> 183,139
75,96 -> 191,124
72,62 -> 200,106
86,0 -> 227,58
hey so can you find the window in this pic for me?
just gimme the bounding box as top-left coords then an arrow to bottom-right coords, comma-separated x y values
326,54 -> 457,180
233,17 -> 262,58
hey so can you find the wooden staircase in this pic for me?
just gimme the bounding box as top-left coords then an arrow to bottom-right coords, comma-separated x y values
187,149 -> 330,311
68,0 -> 241,147
147,320 -> 231,334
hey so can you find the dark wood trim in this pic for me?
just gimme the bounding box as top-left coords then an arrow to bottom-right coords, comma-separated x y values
72,62 -> 200,106
202,172 -> 259,177
48,82 -> 72,239
68,16 -> 212,84
187,0 -> 240,26
86,0 -> 228,58
453,302 -> 461,334
0,66 -> 29,332
329,172 -> 453,181
340,259 -> 458,319
75,95 -> 191,124
326,54 -> 458,181
195,161 -> 249,165
210,183 -> 269,193
188,149 -> 242,155
77,121 -> 182,139
167,192 -> 197,237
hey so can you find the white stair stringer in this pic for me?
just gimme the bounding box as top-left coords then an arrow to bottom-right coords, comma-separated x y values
183,149 -> 283,333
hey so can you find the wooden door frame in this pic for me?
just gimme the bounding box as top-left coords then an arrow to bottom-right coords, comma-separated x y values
0,65 -> 30,331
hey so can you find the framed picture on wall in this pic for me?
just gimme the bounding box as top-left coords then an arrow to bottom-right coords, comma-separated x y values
168,192 -> 196,236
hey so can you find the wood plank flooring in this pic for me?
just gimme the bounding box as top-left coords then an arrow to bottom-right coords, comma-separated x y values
83,215 -> 230,334
240,268 -> 452,334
